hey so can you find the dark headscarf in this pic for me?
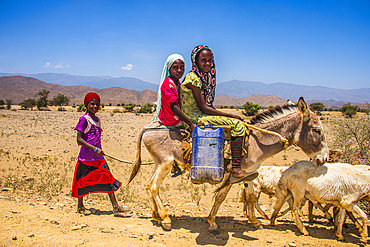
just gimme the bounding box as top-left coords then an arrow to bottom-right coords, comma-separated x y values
190,45 -> 216,107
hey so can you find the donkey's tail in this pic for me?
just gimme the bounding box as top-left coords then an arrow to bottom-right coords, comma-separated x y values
127,128 -> 145,185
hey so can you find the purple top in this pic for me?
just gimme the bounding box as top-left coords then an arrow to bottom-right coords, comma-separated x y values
74,113 -> 104,161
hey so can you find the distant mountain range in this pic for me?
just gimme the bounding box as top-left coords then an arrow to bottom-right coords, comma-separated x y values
1,73 -> 369,107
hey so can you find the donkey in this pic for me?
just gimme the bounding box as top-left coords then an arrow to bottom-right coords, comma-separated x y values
127,97 -> 329,233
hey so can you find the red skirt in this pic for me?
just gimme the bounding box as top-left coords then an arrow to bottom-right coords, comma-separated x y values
71,159 -> 121,198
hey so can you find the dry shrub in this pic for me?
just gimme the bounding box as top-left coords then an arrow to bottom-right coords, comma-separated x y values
329,115 -> 370,165
328,115 -> 370,215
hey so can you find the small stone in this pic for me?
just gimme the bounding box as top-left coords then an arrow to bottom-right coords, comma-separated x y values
288,243 -> 297,247
2,188 -> 12,191
29,203 -> 36,206
28,233 -> 35,237
11,210 -> 18,214
12,235 -> 17,240
0,196 -> 10,201
266,240 -> 272,243
71,226 -> 82,231
49,206 -> 55,210
129,234 -> 139,238
50,220 -> 59,225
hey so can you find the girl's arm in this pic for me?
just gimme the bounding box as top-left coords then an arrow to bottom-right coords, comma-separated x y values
186,83 -> 244,121
170,102 -> 198,130
76,131 -> 104,155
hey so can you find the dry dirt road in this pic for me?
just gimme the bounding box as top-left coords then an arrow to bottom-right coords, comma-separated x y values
0,109 -> 367,246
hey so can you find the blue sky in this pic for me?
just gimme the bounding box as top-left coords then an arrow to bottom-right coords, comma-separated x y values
0,0 -> 369,89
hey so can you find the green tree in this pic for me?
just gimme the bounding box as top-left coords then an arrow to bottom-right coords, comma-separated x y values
19,99 -> 36,110
36,89 -> 50,109
138,103 -> 153,113
50,93 -> 70,110
5,99 -> 12,110
340,102 -> 358,118
77,103 -> 86,112
0,100 -> 4,105
242,102 -> 261,116
309,102 -> 325,114
123,103 -> 135,112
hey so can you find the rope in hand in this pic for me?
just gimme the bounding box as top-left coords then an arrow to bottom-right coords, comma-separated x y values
104,153 -> 154,165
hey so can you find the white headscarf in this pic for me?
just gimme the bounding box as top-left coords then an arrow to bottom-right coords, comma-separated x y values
151,54 -> 185,123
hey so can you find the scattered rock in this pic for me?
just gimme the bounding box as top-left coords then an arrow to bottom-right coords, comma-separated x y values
11,210 -> 18,214
28,233 -> 35,237
129,234 -> 139,238
1,188 -> 12,191
71,226 -> 82,231
0,196 -> 10,201
12,235 -> 17,240
288,243 -> 297,247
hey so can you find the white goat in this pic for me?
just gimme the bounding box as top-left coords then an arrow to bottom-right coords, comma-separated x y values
239,165 -> 333,221
270,161 -> 370,243
239,166 -> 288,220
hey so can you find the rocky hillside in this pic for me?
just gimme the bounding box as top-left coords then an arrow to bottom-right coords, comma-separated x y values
0,76 -> 288,107
0,76 -> 157,106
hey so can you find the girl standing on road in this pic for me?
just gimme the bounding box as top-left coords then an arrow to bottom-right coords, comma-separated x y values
71,92 -> 127,215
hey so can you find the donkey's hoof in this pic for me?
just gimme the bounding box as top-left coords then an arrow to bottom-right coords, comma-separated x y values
161,222 -> 172,231
209,227 -> 220,235
161,217 -> 172,231
254,224 -> 263,230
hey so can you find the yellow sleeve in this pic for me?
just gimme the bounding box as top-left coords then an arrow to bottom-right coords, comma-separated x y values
182,72 -> 201,88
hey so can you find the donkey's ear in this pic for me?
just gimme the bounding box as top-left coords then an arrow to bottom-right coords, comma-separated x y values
298,97 -> 310,117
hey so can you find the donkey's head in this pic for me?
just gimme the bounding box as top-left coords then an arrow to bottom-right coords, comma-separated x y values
295,97 -> 329,166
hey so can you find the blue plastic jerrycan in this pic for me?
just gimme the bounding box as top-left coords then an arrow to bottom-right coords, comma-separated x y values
190,125 -> 225,184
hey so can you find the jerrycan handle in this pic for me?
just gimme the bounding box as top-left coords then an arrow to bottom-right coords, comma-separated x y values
200,124 -> 214,129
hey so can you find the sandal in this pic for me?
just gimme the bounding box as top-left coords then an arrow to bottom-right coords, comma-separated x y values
77,207 -> 92,216
113,205 -> 130,216
229,171 -> 259,184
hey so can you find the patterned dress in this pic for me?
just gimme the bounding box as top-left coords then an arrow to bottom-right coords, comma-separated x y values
180,73 -> 247,137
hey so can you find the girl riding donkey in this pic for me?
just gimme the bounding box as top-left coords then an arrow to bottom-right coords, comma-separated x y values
71,92 -> 128,215
151,54 -> 199,176
180,45 -> 258,183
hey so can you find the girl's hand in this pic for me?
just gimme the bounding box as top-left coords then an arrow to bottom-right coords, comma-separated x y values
189,123 -> 199,131
232,114 -> 245,122
96,148 -> 104,156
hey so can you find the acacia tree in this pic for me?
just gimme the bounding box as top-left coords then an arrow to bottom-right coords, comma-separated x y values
5,99 -> 12,110
340,102 -> 358,118
50,93 -> 70,111
19,99 -> 36,110
242,102 -> 261,116
36,89 -> 50,109
309,102 -> 325,115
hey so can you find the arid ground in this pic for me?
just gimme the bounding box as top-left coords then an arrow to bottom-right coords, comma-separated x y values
0,107 -> 368,246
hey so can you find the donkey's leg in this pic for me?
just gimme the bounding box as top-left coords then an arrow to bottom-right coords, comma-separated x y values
146,161 -> 172,230
207,183 -> 233,235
